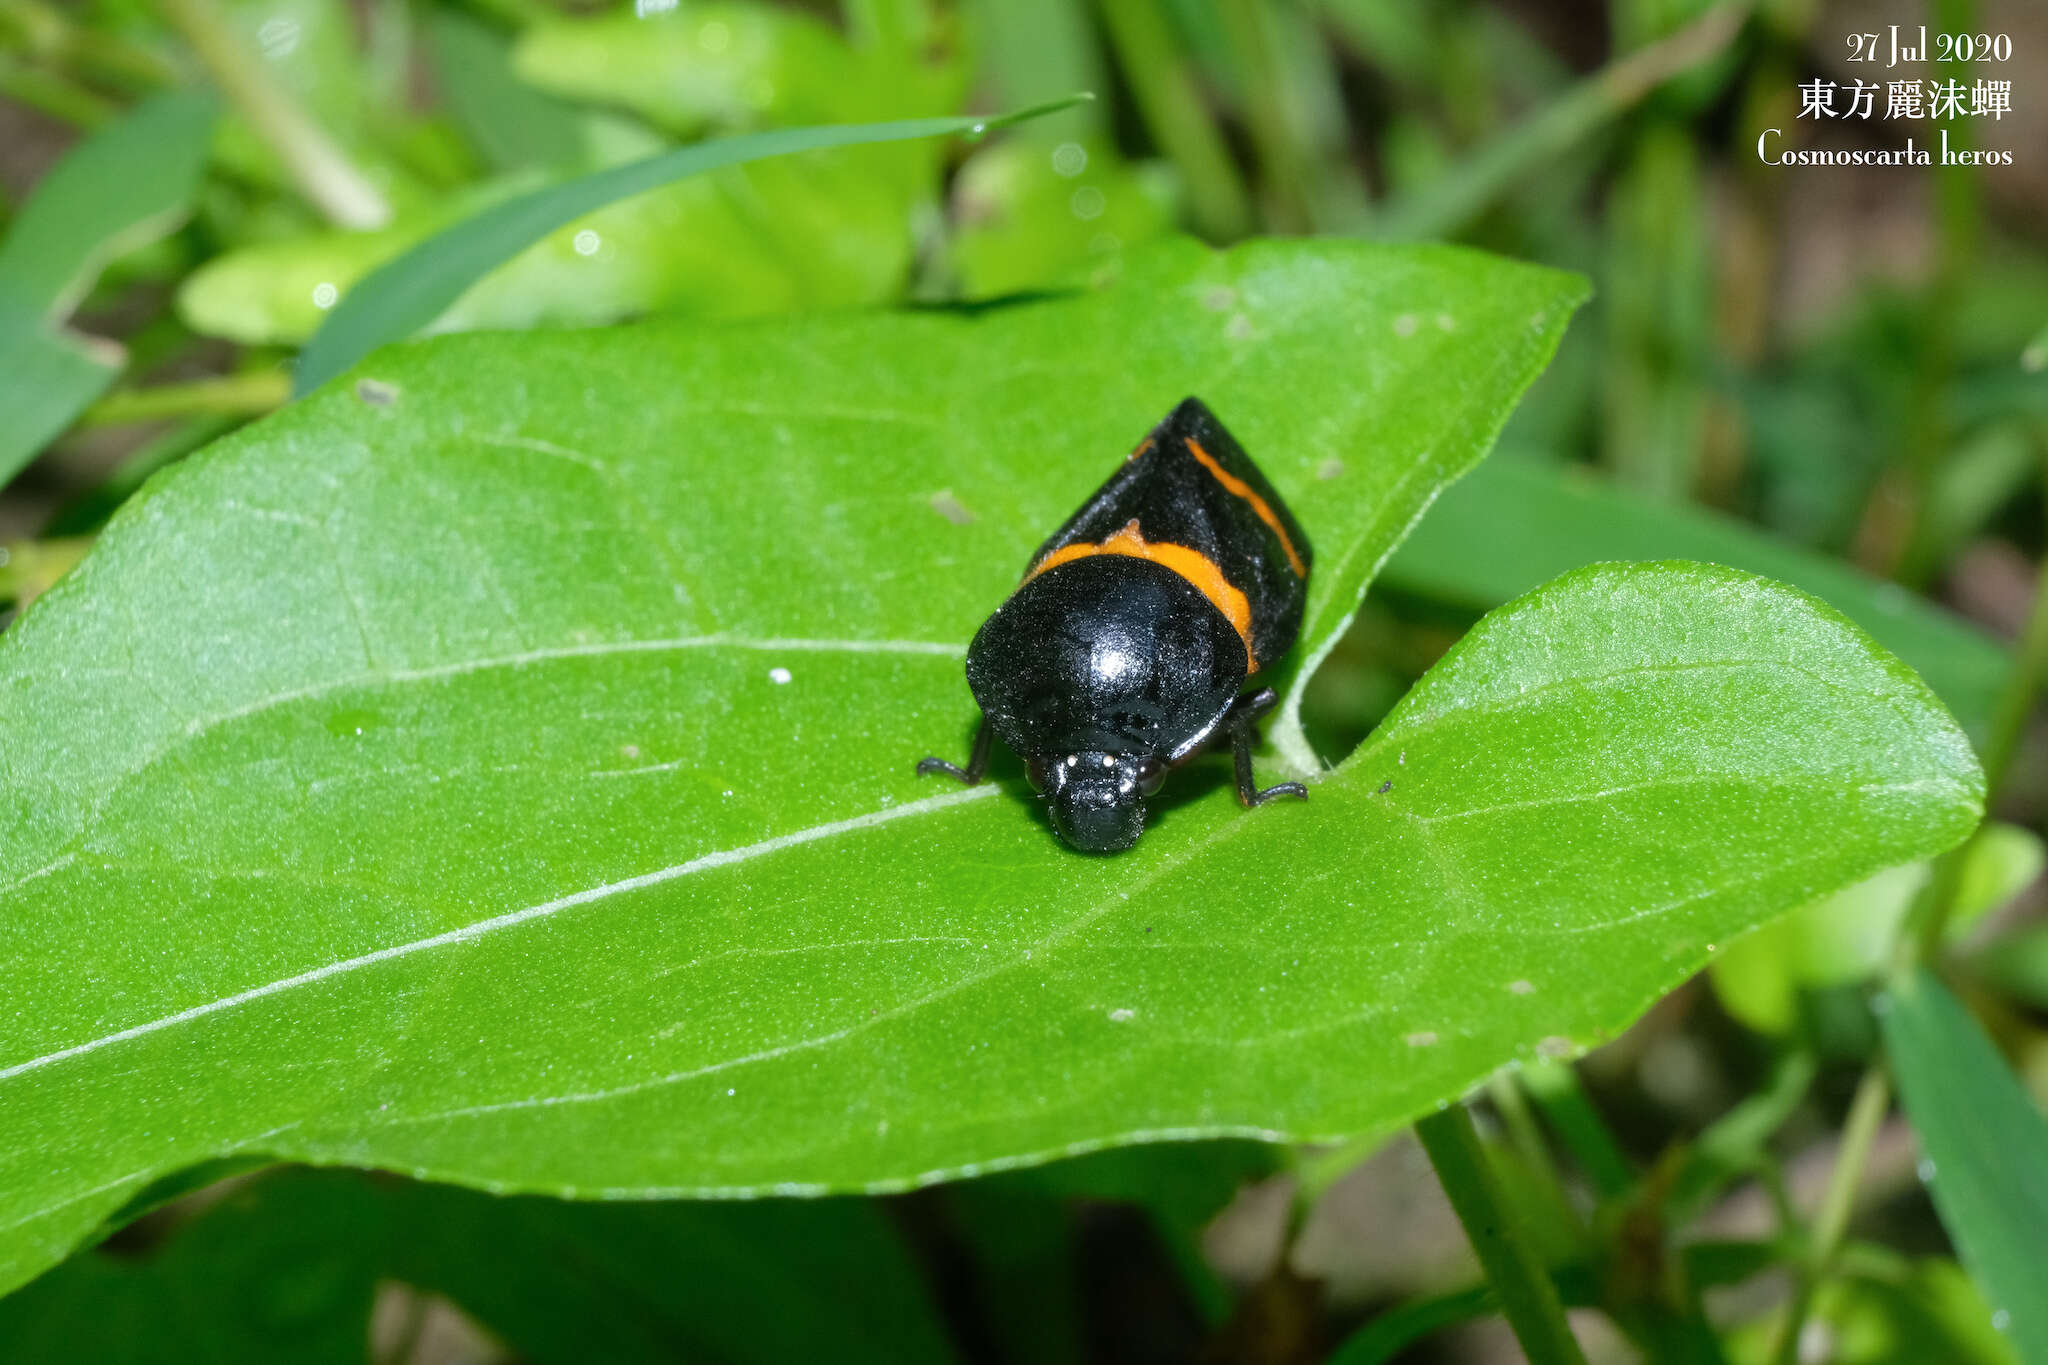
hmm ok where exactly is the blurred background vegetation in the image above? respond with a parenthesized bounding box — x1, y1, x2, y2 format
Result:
(1, 0, 2046, 1361)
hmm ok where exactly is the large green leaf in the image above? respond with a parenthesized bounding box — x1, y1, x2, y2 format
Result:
(0, 241, 1979, 1298)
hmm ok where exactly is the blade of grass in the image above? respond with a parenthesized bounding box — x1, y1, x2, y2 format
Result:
(293, 95, 1089, 395)
(1767, 1064, 1893, 1365)
(965, 0, 1105, 138)
(1520, 1059, 1633, 1202)
(0, 56, 115, 128)
(1373, 1, 1747, 241)
(1668, 1049, 1816, 1218)
(1379, 455, 2011, 745)
(1879, 969, 2048, 1364)
(1328, 1284, 1497, 1365)
(1415, 1105, 1590, 1365)
(1094, 0, 1252, 240)
(158, 0, 390, 228)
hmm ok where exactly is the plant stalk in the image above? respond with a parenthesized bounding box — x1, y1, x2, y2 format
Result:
(1768, 1065, 1890, 1365)
(1903, 468, 2048, 958)
(1095, 0, 1252, 240)
(81, 371, 291, 427)
(0, 56, 114, 127)
(156, 0, 391, 228)
(1415, 1103, 1590, 1365)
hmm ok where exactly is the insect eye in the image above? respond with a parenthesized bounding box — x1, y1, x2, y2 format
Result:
(1136, 756, 1167, 796)
(1025, 757, 1049, 793)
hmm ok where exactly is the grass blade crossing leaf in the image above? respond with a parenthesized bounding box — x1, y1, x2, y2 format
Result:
(0, 241, 1977, 1297)
(292, 96, 1088, 395)
(1881, 968, 2048, 1364)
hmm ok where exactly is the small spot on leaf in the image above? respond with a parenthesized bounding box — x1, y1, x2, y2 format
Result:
(355, 379, 398, 406)
(1404, 1031, 1438, 1047)
(1316, 458, 1346, 481)
(929, 490, 974, 525)
(326, 708, 383, 738)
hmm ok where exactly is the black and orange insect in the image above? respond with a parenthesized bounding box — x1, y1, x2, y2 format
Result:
(918, 397, 1314, 852)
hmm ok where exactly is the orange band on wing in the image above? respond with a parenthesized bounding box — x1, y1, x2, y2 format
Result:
(1026, 520, 1258, 671)
(1184, 437, 1307, 578)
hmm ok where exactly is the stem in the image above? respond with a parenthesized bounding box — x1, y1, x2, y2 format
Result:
(156, 0, 390, 228)
(1488, 1070, 1562, 1188)
(1890, 0, 1980, 586)
(1095, 0, 1252, 240)
(1669, 1049, 1816, 1219)
(1522, 1058, 1635, 1200)
(1216, 0, 1310, 231)
(0, 56, 115, 127)
(1374, 1, 1748, 241)
(1329, 1284, 1497, 1365)
(1415, 1104, 1590, 1365)
(1768, 1066, 1890, 1365)
(1904, 470, 2048, 957)
(0, 537, 93, 607)
(80, 371, 290, 427)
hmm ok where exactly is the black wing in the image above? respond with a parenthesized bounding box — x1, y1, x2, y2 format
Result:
(1027, 397, 1313, 669)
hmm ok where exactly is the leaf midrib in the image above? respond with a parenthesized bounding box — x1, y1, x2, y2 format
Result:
(0, 781, 999, 1084)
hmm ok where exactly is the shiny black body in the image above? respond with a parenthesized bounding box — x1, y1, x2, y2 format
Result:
(919, 398, 1314, 852)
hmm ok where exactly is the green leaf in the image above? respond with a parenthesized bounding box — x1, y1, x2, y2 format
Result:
(0, 241, 1982, 1299)
(291, 98, 1083, 395)
(1724, 1255, 2019, 1365)
(1380, 455, 2012, 745)
(0, 89, 216, 318)
(181, 155, 928, 346)
(513, 4, 881, 135)
(0, 320, 123, 486)
(947, 136, 1176, 299)
(1881, 969, 2048, 1364)
(0, 89, 215, 483)
(0, 1167, 956, 1365)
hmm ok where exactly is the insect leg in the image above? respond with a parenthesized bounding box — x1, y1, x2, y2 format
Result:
(1227, 688, 1308, 807)
(916, 719, 992, 785)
